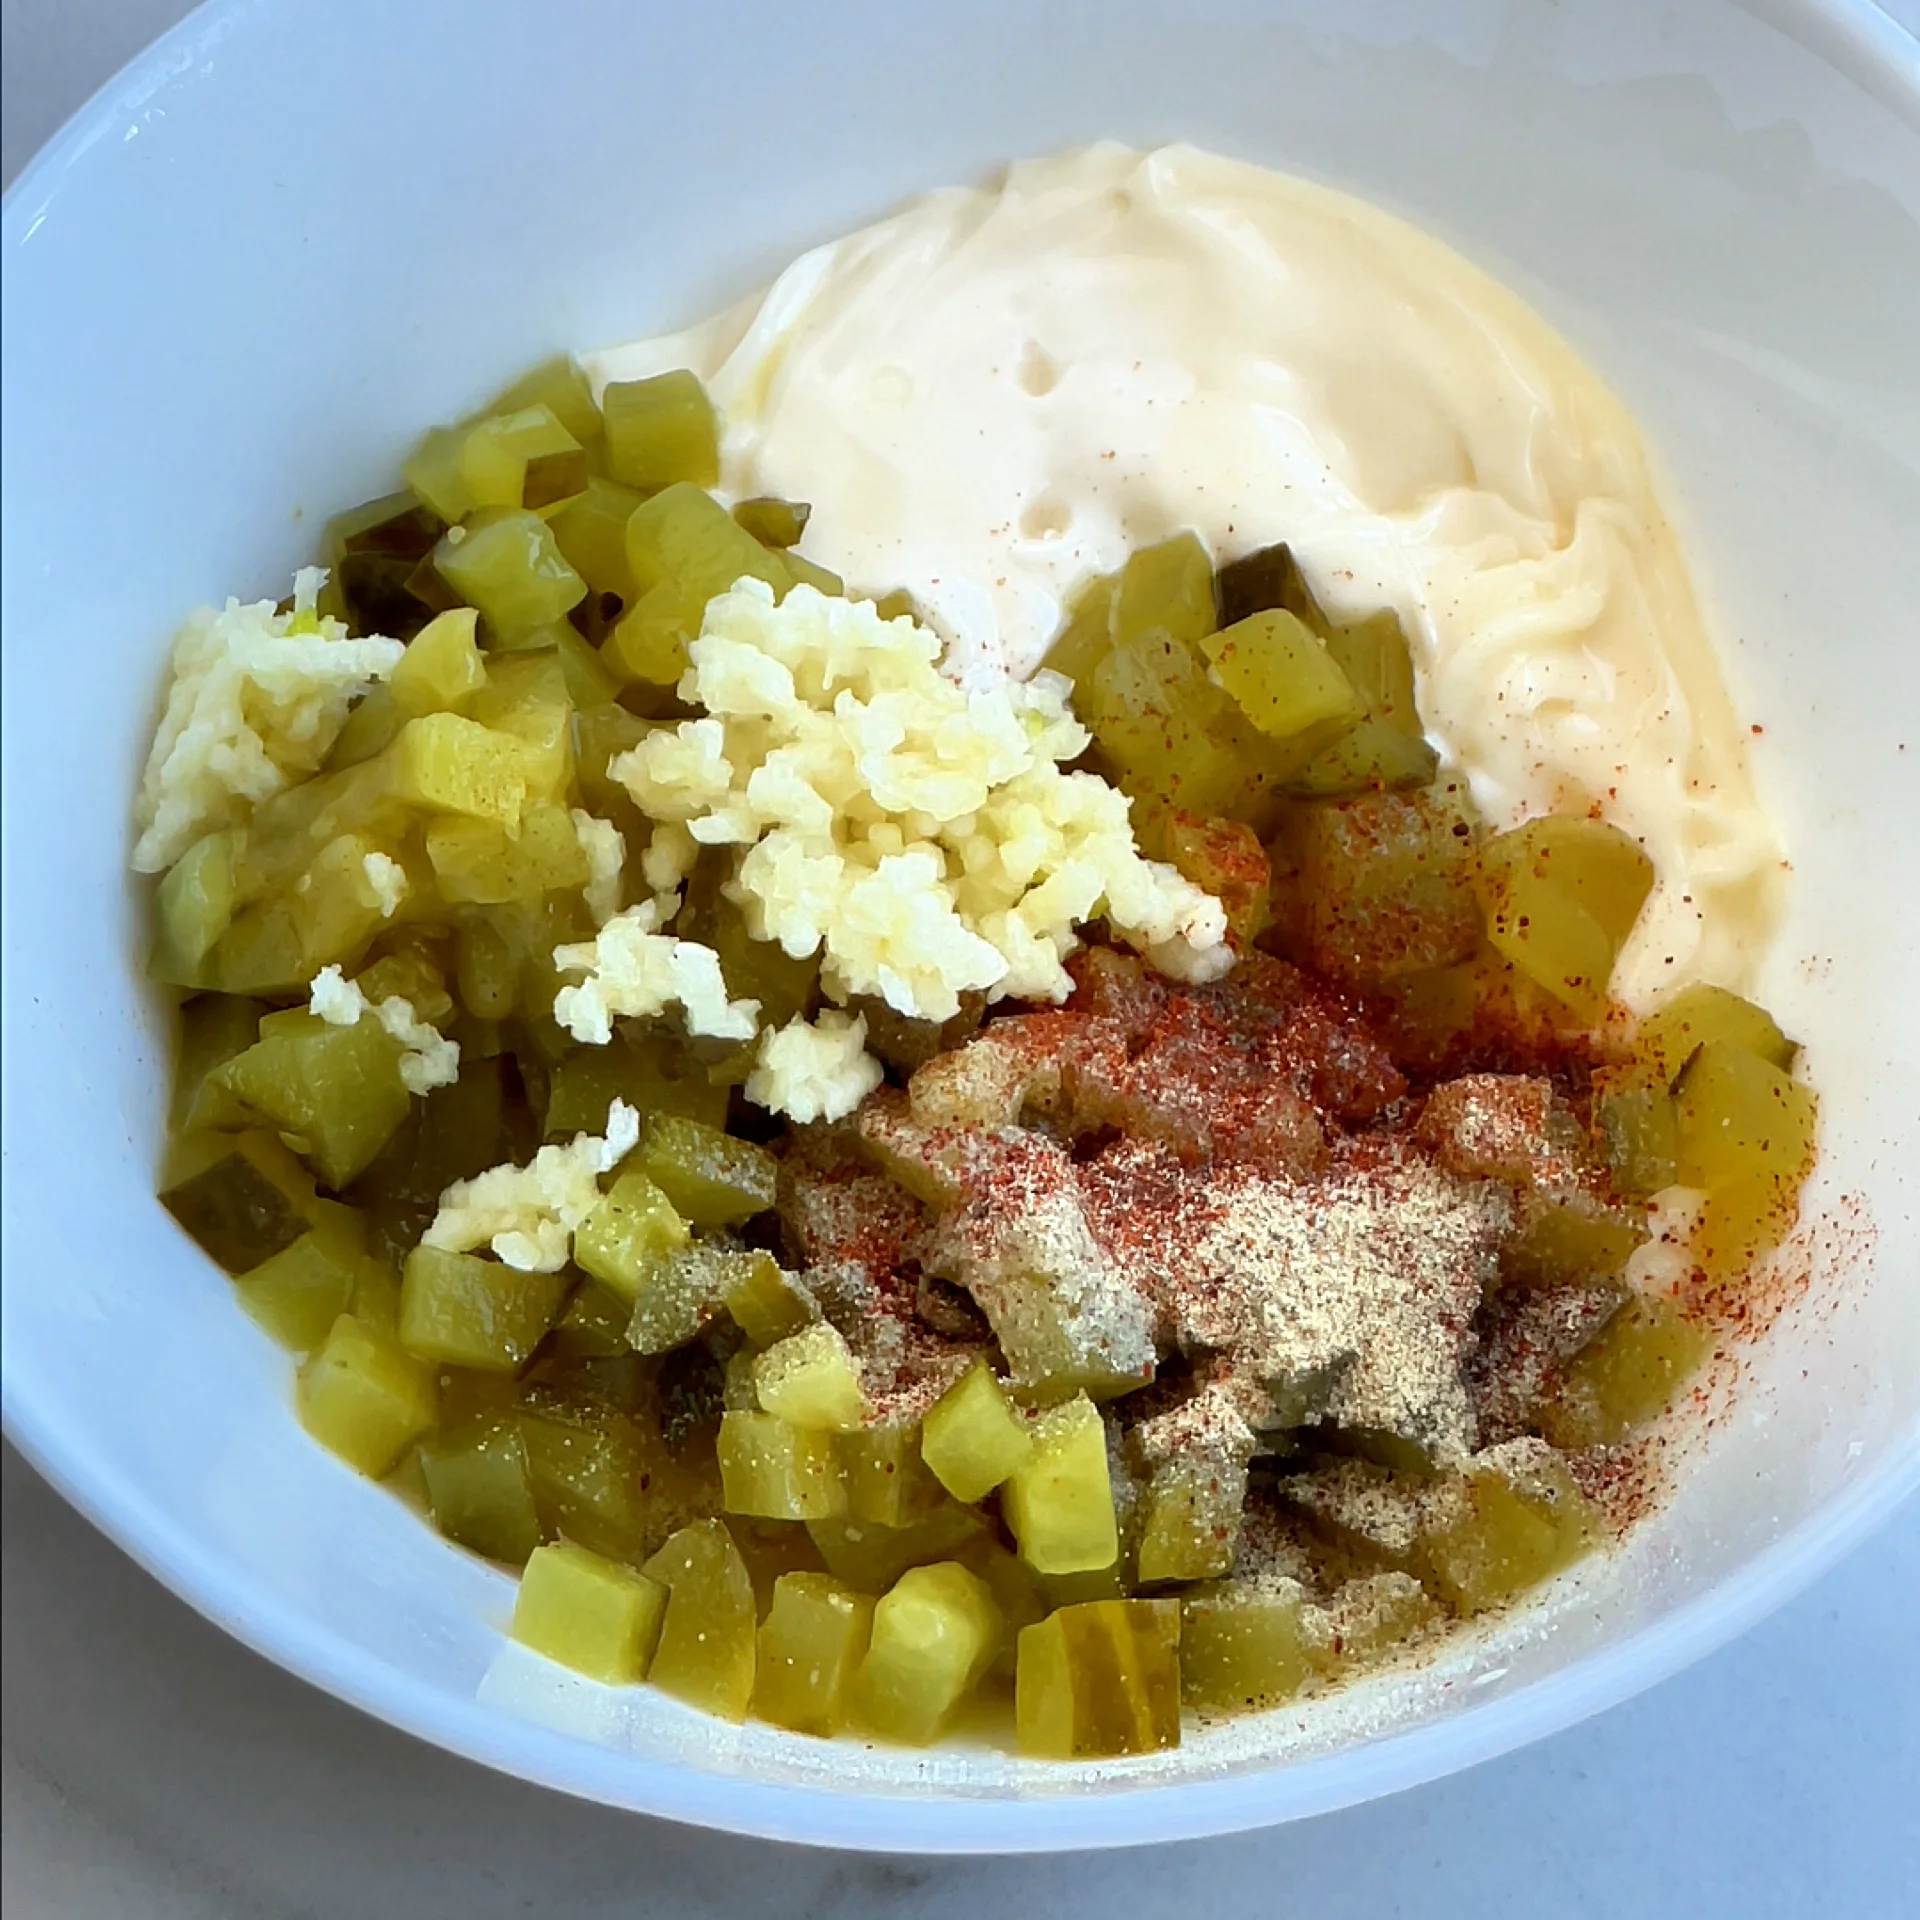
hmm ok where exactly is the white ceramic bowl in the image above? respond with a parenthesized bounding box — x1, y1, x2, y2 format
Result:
(4, 0, 1917, 1853)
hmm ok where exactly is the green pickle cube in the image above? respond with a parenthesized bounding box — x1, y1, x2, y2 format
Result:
(1419, 1449, 1599, 1615)
(517, 1400, 654, 1562)
(389, 607, 486, 716)
(169, 991, 265, 1133)
(484, 354, 602, 447)
(1179, 1582, 1312, 1713)
(753, 1322, 869, 1433)
(214, 1007, 413, 1190)
(433, 508, 587, 636)
(1672, 1040, 1818, 1194)
(721, 1250, 817, 1348)
(1214, 540, 1329, 631)
(1637, 982, 1797, 1084)
(753, 1572, 874, 1736)
(1015, 1597, 1182, 1759)
(624, 1249, 734, 1356)
(297, 1311, 437, 1478)
(398, 1244, 568, 1372)
(1133, 1460, 1241, 1584)
(804, 1502, 990, 1593)
(1198, 608, 1364, 746)
(718, 1410, 848, 1520)
(634, 1112, 779, 1227)
(161, 1129, 323, 1274)
(1542, 1295, 1711, 1449)
(550, 477, 645, 601)
(421, 1415, 543, 1563)
(573, 1167, 691, 1305)
(151, 829, 240, 986)
(642, 1518, 758, 1721)
(920, 1362, 1034, 1503)
(233, 1205, 368, 1352)
(1592, 1063, 1681, 1200)
(839, 1422, 945, 1527)
(388, 712, 529, 826)
(852, 1561, 1003, 1746)
(1002, 1394, 1119, 1575)
(731, 496, 812, 549)
(1476, 816, 1653, 1020)
(512, 1541, 667, 1684)
(602, 370, 720, 491)
(455, 404, 588, 517)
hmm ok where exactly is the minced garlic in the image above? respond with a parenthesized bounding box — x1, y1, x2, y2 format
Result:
(307, 964, 459, 1096)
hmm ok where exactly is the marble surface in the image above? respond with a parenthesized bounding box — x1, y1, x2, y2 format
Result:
(4, 3, 1917, 1914)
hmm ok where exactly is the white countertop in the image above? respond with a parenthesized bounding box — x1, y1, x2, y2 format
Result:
(4, 4, 1917, 1913)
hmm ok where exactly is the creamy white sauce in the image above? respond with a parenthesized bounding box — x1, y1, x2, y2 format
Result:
(588, 142, 1781, 1005)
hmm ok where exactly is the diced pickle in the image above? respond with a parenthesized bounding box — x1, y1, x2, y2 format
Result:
(388, 712, 529, 827)
(839, 1423, 945, 1527)
(161, 1129, 322, 1273)
(1002, 1395, 1119, 1575)
(1133, 1459, 1242, 1584)
(1477, 816, 1654, 1020)
(1199, 609, 1364, 747)
(402, 425, 475, 525)
(1419, 1447, 1599, 1614)
(602, 370, 720, 492)
(426, 804, 590, 906)
(455, 404, 588, 517)
(234, 1207, 367, 1352)
(752, 1323, 869, 1433)
(296, 1311, 437, 1477)
(1214, 540, 1329, 632)
(1592, 1063, 1680, 1200)
(550, 477, 644, 602)
(433, 508, 587, 636)
(1501, 1182, 1649, 1287)
(215, 1007, 413, 1190)
(572, 1168, 689, 1307)
(753, 1572, 874, 1736)
(720, 1251, 817, 1348)
(1672, 1041, 1818, 1193)
(1302, 1572, 1441, 1678)
(804, 1502, 990, 1593)
(398, 1244, 568, 1372)
(1286, 612, 1438, 798)
(1637, 983, 1798, 1084)
(610, 483, 791, 686)
(517, 1399, 654, 1561)
(1163, 814, 1271, 945)
(512, 1540, 667, 1683)
(465, 650, 574, 803)
(718, 1410, 848, 1520)
(852, 1561, 1003, 1746)
(728, 1518, 832, 1618)
(170, 991, 264, 1133)
(732, 496, 812, 549)
(544, 1031, 729, 1138)
(625, 1249, 736, 1356)
(1179, 1581, 1312, 1713)
(1541, 1295, 1711, 1449)
(642, 1518, 758, 1721)
(485, 355, 603, 448)
(421, 1414, 543, 1563)
(1015, 1597, 1182, 1760)
(634, 1112, 779, 1226)
(1279, 780, 1482, 987)
(920, 1362, 1034, 1503)
(389, 607, 486, 716)
(151, 829, 240, 986)
(549, 1281, 635, 1360)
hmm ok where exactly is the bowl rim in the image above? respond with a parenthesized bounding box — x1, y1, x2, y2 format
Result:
(4, 0, 1919, 1855)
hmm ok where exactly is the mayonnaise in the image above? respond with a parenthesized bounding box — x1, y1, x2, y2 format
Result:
(587, 142, 1781, 1006)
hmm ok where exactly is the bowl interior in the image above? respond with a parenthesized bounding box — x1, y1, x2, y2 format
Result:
(4, 0, 1917, 1851)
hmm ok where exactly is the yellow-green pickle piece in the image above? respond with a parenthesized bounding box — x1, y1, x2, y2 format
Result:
(512, 1541, 668, 1684)
(1002, 1394, 1119, 1575)
(297, 1312, 437, 1477)
(433, 508, 587, 636)
(1637, 982, 1798, 1083)
(642, 1519, 758, 1721)
(920, 1361, 1034, 1503)
(805, 1502, 990, 1594)
(753, 1322, 869, 1433)
(634, 1113, 779, 1227)
(852, 1562, 1003, 1746)
(1199, 609, 1364, 748)
(753, 1573, 875, 1736)
(161, 1130, 323, 1274)
(602, 370, 720, 492)
(1541, 1295, 1711, 1449)
(151, 830, 240, 986)
(1179, 1582, 1313, 1713)
(718, 1410, 848, 1521)
(389, 607, 486, 716)
(233, 1206, 368, 1352)
(573, 1167, 691, 1304)
(1672, 1040, 1818, 1193)
(840, 1422, 945, 1527)
(1419, 1447, 1599, 1614)
(1016, 1598, 1183, 1759)
(420, 1415, 542, 1563)
(398, 1245, 568, 1372)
